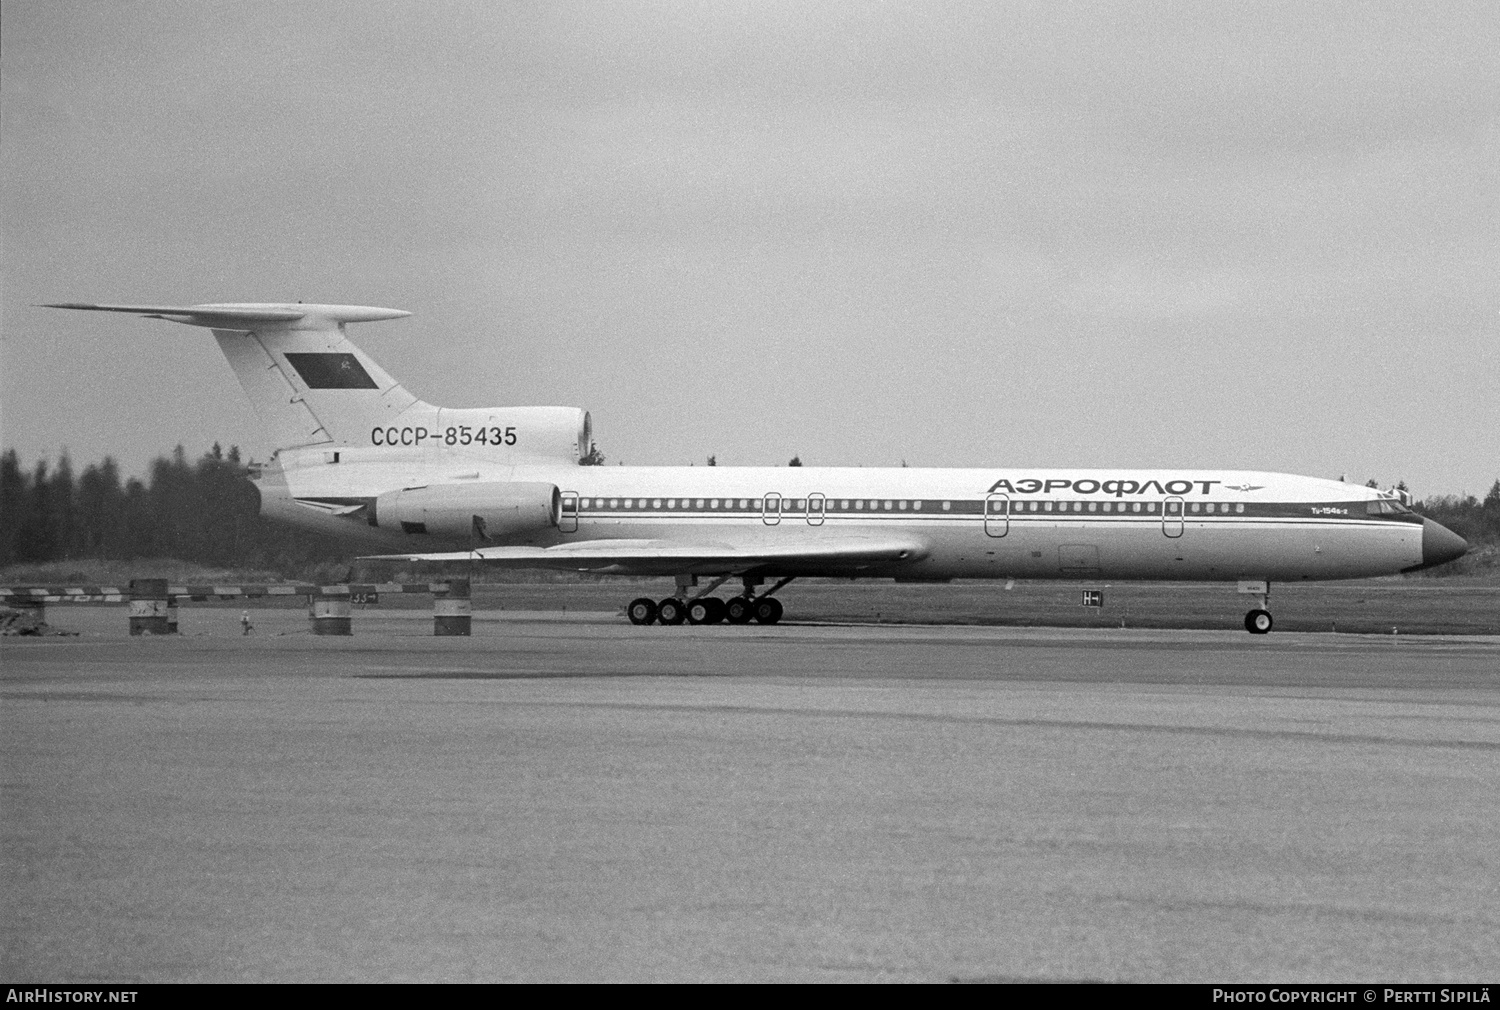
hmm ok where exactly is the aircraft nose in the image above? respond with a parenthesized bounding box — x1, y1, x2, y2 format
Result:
(1421, 518, 1469, 569)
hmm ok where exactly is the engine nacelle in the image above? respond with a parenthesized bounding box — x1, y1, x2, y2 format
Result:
(374, 481, 561, 540)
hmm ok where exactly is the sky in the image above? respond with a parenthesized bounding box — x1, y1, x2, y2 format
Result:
(3, 1, 1497, 497)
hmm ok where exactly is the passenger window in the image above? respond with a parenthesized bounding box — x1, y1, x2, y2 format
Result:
(1044, 501, 1053, 512)
(752, 499, 762, 509)
(710, 499, 720, 508)
(739, 499, 748, 509)
(840, 500, 850, 509)
(1073, 502, 1082, 512)
(1087, 502, 1097, 512)
(941, 501, 951, 511)
(652, 499, 662, 509)
(913, 500, 923, 510)
(1189, 503, 1199, 513)
(1132, 502, 1141, 513)
(1102, 502, 1112, 512)
(695, 499, 704, 509)
(899, 500, 908, 510)
(884, 500, 894, 510)
(1236, 503, 1244, 514)
(855, 500, 864, 510)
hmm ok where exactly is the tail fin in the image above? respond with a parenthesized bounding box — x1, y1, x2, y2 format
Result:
(48, 303, 424, 449)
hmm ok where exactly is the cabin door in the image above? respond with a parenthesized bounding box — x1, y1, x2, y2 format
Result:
(1162, 496, 1184, 538)
(763, 493, 782, 526)
(807, 493, 826, 526)
(984, 492, 1010, 537)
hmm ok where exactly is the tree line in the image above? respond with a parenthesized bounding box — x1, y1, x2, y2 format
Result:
(0, 445, 344, 575)
(2, 446, 1497, 576)
(1412, 483, 1500, 549)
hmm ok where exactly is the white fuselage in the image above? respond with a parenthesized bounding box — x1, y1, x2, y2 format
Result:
(259, 446, 1424, 582)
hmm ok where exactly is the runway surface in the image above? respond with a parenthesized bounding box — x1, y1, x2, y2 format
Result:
(3, 611, 1498, 982)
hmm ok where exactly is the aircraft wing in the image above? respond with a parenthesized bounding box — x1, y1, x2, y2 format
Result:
(360, 536, 929, 576)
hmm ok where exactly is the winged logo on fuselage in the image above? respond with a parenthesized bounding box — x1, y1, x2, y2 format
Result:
(1222, 484, 1265, 492)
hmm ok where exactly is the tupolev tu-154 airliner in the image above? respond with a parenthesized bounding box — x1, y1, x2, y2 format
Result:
(50, 302, 1469, 633)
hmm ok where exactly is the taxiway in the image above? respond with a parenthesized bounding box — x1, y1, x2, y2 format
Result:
(3, 614, 1497, 981)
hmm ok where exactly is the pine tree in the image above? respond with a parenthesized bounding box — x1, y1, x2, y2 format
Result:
(76, 458, 124, 558)
(0, 450, 26, 565)
(17, 460, 57, 562)
(50, 454, 78, 559)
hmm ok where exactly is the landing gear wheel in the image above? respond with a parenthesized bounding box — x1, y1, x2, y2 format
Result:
(725, 597, 755, 624)
(687, 597, 726, 625)
(627, 597, 658, 625)
(753, 597, 783, 625)
(657, 598, 687, 625)
(1245, 609, 1273, 635)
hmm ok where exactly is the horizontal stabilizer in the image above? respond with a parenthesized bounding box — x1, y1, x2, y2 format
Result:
(361, 536, 929, 576)
(45, 303, 410, 330)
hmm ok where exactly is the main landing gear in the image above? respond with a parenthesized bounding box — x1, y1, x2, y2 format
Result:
(626, 576, 791, 627)
(1242, 581, 1273, 635)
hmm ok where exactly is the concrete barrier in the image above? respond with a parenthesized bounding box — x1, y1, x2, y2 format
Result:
(128, 579, 172, 635)
(433, 579, 472, 636)
(310, 597, 353, 636)
(3, 581, 481, 638)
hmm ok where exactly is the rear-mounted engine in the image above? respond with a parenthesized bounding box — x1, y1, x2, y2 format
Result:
(372, 482, 561, 540)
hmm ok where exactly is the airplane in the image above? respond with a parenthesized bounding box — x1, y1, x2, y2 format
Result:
(48, 302, 1470, 633)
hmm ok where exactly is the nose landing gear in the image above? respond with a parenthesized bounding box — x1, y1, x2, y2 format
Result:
(1240, 580, 1273, 634)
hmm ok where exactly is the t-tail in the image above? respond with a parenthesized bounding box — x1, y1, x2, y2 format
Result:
(45, 303, 591, 461)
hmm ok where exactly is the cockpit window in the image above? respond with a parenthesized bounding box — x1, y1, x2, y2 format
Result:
(1366, 499, 1411, 515)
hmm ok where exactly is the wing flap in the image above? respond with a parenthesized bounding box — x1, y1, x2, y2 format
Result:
(360, 536, 929, 576)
